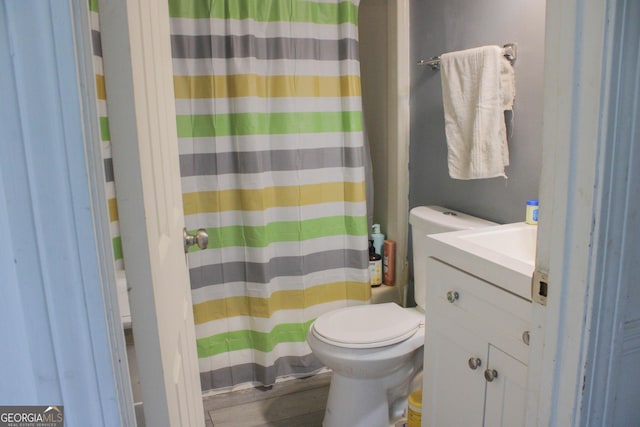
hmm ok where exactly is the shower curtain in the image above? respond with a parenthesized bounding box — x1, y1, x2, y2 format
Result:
(169, 0, 370, 391)
(88, 0, 124, 271)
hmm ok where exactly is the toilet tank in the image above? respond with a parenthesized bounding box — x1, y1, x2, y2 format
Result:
(409, 206, 496, 310)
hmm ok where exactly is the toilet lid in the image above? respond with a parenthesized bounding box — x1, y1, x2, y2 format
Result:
(312, 303, 422, 349)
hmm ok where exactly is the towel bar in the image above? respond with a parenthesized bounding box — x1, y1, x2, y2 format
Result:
(417, 43, 517, 70)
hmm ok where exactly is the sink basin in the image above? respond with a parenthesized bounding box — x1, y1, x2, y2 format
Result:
(458, 223, 537, 266)
(425, 222, 537, 300)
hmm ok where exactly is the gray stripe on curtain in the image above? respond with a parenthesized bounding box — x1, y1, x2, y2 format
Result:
(199, 354, 324, 390)
(189, 249, 368, 289)
(104, 158, 114, 182)
(171, 34, 359, 60)
(91, 30, 102, 57)
(179, 147, 364, 177)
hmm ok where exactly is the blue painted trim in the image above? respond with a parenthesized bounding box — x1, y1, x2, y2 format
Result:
(0, 145, 39, 402)
(0, 1, 121, 425)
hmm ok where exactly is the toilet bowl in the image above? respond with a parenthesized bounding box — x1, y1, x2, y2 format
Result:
(307, 303, 424, 427)
(307, 206, 496, 427)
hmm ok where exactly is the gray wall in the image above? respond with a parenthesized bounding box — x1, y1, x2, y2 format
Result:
(409, 0, 546, 224)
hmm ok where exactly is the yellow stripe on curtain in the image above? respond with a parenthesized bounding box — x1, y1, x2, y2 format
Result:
(108, 198, 119, 222)
(173, 74, 361, 99)
(193, 281, 370, 324)
(183, 181, 366, 215)
(95, 74, 106, 100)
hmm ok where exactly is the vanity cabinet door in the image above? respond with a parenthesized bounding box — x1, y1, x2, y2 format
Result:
(423, 257, 531, 426)
(483, 345, 528, 427)
(423, 308, 487, 427)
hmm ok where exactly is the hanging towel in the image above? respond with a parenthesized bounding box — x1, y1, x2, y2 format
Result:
(440, 45, 515, 179)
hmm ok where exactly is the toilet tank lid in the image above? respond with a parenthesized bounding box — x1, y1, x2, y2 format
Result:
(409, 206, 496, 229)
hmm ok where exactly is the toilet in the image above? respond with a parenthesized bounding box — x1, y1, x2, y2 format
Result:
(307, 206, 496, 427)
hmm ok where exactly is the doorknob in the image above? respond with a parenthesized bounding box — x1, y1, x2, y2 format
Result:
(183, 228, 208, 253)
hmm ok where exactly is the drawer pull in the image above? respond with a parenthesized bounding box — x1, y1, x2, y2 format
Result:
(468, 357, 482, 370)
(446, 290, 459, 303)
(484, 368, 498, 382)
(522, 331, 530, 345)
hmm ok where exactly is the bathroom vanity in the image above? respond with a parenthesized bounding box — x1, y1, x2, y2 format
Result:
(421, 223, 536, 426)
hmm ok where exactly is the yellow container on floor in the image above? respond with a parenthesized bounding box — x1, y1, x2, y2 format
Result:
(407, 390, 422, 427)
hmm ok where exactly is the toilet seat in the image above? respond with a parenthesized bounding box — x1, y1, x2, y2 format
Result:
(312, 303, 423, 349)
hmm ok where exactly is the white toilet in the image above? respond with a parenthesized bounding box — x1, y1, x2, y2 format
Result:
(307, 206, 495, 427)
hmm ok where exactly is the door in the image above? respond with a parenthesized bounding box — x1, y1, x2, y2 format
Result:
(483, 345, 527, 427)
(97, 1, 205, 426)
(424, 305, 487, 427)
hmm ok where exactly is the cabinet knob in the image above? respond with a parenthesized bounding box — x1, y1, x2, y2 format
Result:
(522, 330, 530, 346)
(468, 357, 482, 370)
(484, 368, 498, 382)
(446, 290, 459, 303)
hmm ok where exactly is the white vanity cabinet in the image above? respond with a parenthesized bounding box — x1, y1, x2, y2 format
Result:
(423, 257, 531, 427)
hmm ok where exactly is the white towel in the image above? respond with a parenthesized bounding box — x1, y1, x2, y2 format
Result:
(440, 45, 515, 179)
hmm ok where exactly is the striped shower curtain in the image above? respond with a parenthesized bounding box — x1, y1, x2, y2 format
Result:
(89, 0, 124, 270)
(169, 0, 370, 391)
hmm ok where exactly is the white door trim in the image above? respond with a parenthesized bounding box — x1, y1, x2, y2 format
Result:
(98, 0, 205, 424)
(576, 1, 640, 424)
(527, 0, 617, 425)
(386, 0, 411, 295)
(69, 0, 136, 424)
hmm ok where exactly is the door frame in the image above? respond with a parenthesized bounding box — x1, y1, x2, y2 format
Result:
(69, 0, 136, 424)
(386, 0, 411, 295)
(75, 0, 627, 425)
(97, 0, 206, 423)
(527, 0, 624, 425)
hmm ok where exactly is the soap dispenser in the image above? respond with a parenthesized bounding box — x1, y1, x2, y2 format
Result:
(371, 224, 385, 256)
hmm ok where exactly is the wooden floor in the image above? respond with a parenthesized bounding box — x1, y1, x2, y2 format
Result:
(126, 329, 330, 426)
(202, 373, 332, 427)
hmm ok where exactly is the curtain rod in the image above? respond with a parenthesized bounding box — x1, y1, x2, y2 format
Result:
(417, 43, 517, 70)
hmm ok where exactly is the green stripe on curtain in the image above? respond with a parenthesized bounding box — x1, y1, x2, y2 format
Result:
(197, 319, 315, 358)
(99, 117, 110, 141)
(168, 0, 358, 25)
(176, 111, 363, 138)
(186, 216, 367, 251)
(89, 0, 98, 13)
(112, 236, 123, 261)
